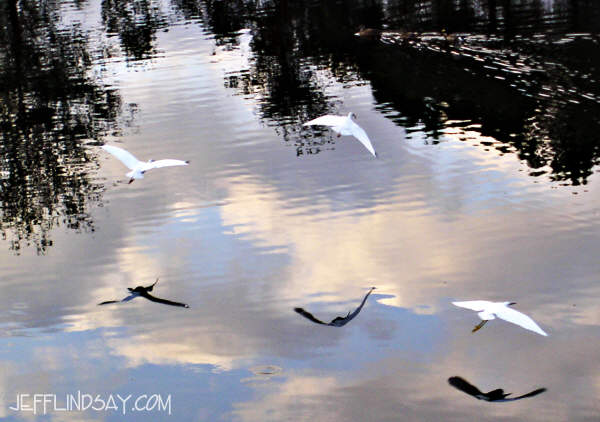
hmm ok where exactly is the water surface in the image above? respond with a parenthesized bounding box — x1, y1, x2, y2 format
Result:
(0, 0, 599, 420)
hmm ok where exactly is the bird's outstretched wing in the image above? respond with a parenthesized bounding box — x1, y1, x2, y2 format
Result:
(482, 387, 547, 402)
(102, 145, 141, 170)
(349, 122, 376, 157)
(303, 115, 346, 127)
(98, 300, 120, 305)
(448, 377, 484, 398)
(329, 287, 376, 326)
(494, 306, 548, 336)
(452, 301, 491, 312)
(143, 159, 189, 171)
(294, 307, 327, 325)
(98, 293, 138, 305)
(120, 293, 138, 302)
(140, 292, 189, 308)
(508, 388, 546, 401)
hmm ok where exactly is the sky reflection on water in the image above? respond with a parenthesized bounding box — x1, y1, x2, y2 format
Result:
(0, 0, 599, 421)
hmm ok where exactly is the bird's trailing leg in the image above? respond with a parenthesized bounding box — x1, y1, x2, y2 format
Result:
(472, 320, 487, 333)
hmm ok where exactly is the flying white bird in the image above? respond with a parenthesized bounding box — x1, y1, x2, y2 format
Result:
(452, 300, 548, 336)
(303, 112, 377, 157)
(101, 144, 189, 183)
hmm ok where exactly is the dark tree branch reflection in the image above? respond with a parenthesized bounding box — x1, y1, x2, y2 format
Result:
(0, 0, 120, 254)
(101, 0, 167, 61)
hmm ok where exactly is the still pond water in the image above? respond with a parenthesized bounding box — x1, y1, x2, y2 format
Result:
(1, 0, 600, 420)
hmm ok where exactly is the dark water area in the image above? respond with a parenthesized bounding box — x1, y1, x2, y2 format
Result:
(1, 0, 600, 250)
(0, 0, 600, 421)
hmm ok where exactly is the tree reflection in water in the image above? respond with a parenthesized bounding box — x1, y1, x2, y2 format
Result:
(0, 0, 120, 254)
(189, 0, 599, 184)
(101, 0, 167, 61)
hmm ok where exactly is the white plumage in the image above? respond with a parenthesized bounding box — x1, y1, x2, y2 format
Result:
(303, 112, 377, 157)
(452, 300, 548, 336)
(102, 145, 189, 183)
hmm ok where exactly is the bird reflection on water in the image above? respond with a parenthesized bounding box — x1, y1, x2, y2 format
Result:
(448, 376, 546, 402)
(294, 287, 375, 327)
(98, 278, 189, 308)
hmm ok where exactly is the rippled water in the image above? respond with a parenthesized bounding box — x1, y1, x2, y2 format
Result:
(1, 0, 599, 420)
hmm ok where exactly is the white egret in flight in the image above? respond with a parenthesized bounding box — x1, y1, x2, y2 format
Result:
(102, 145, 189, 183)
(303, 112, 377, 157)
(452, 300, 548, 336)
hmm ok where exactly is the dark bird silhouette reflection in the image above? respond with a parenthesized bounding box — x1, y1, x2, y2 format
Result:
(448, 376, 546, 402)
(98, 279, 189, 308)
(294, 287, 375, 327)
